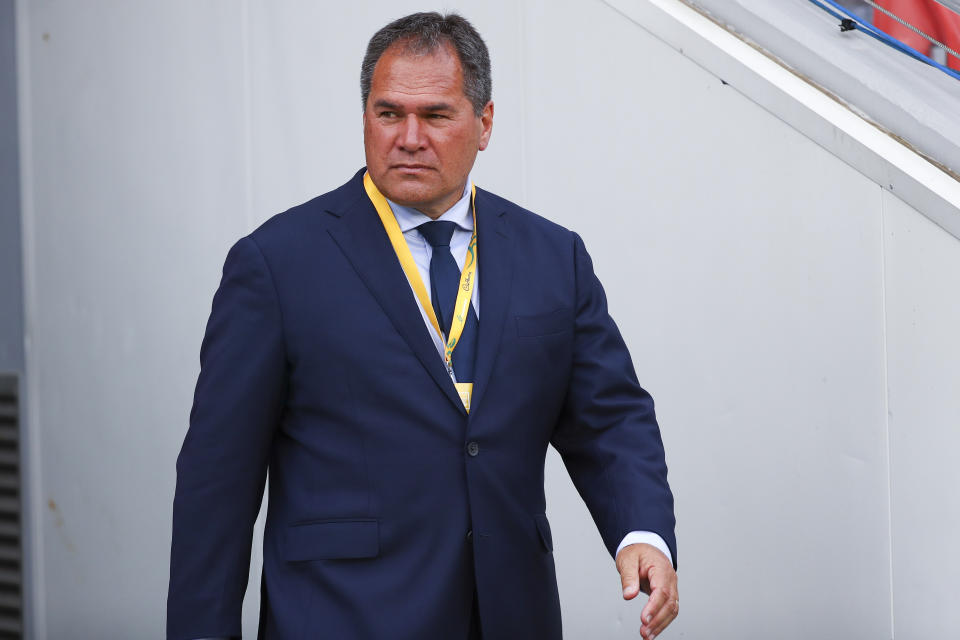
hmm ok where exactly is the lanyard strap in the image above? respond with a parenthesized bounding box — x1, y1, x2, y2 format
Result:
(363, 172, 478, 378)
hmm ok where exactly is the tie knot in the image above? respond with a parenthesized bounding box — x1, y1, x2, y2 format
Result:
(417, 221, 458, 248)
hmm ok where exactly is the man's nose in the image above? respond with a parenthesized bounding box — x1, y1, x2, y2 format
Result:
(398, 114, 426, 151)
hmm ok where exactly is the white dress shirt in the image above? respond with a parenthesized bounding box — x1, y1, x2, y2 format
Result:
(387, 183, 478, 384)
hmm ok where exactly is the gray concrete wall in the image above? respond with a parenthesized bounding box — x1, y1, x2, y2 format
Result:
(13, 0, 960, 638)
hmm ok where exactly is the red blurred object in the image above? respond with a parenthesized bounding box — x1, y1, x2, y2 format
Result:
(873, 0, 960, 70)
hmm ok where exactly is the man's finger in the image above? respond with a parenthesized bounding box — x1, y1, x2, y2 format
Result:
(639, 575, 668, 626)
(617, 548, 641, 600)
(642, 588, 678, 638)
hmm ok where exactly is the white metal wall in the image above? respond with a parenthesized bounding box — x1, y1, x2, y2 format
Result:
(15, 0, 960, 638)
(883, 191, 960, 640)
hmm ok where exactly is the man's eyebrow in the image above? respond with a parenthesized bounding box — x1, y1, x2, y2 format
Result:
(371, 100, 455, 113)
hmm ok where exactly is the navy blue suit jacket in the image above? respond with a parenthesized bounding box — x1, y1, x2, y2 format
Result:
(168, 169, 675, 639)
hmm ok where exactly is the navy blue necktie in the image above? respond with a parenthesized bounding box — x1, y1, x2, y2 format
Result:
(417, 221, 478, 382)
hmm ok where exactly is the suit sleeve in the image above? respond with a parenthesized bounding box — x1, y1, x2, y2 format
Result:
(550, 233, 677, 567)
(168, 236, 286, 640)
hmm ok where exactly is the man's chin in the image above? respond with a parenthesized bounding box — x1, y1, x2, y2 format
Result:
(380, 181, 437, 208)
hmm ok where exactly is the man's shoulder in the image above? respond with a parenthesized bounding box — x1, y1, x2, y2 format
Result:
(248, 169, 367, 245)
(475, 186, 575, 243)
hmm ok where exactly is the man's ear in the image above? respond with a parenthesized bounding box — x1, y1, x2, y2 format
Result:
(478, 100, 494, 151)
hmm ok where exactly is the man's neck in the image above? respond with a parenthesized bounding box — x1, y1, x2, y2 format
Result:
(388, 181, 474, 233)
(409, 181, 471, 219)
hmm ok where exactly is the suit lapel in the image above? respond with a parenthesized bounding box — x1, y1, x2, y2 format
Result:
(469, 189, 514, 416)
(327, 182, 467, 415)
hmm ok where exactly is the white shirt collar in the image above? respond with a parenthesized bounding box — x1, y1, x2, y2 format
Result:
(387, 178, 474, 234)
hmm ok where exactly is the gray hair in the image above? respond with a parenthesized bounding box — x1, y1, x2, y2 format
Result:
(360, 12, 492, 116)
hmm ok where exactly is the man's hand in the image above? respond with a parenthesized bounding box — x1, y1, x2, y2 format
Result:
(616, 542, 679, 639)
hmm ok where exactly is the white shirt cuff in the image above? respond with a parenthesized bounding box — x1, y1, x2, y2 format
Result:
(615, 531, 673, 566)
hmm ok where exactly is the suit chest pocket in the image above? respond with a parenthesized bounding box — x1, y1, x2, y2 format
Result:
(515, 308, 573, 338)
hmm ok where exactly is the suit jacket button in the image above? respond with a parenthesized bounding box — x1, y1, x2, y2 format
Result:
(466, 529, 473, 542)
(466, 442, 479, 457)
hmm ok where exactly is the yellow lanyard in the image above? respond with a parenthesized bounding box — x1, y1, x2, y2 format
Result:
(363, 172, 478, 411)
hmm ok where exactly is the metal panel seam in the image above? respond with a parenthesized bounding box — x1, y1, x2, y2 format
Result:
(879, 187, 896, 640)
(13, 0, 46, 636)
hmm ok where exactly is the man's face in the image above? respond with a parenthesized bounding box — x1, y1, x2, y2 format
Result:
(363, 43, 493, 218)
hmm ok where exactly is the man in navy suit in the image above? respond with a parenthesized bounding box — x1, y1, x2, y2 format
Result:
(168, 12, 678, 640)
